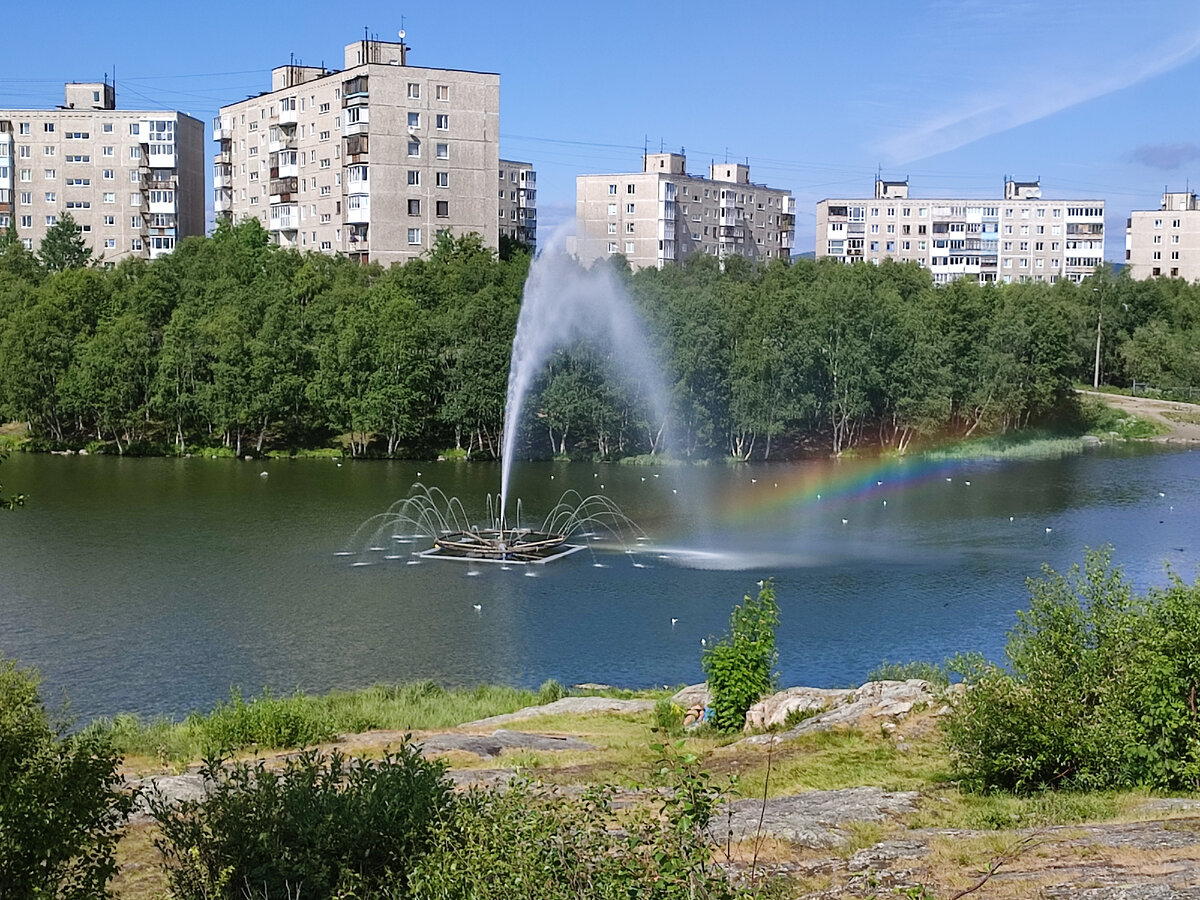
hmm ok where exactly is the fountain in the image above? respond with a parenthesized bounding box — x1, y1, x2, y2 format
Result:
(345, 238, 669, 566)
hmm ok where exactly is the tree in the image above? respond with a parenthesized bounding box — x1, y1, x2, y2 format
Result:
(0, 655, 133, 898)
(702, 581, 780, 732)
(37, 213, 92, 273)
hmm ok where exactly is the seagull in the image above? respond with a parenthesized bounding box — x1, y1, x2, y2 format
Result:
(473, 604, 482, 611)
(336, 463, 342, 467)
(945, 477, 952, 482)
(841, 518, 849, 525)
(876, 481, 883, 486)
(964, 481, 971, 486)
(700, 638, 706, 647)
(594, 473, 599, 478)
(641, 477, 646, 481)
(1045, 527, 1052, 533)
(757, 579, 765, 587)
(751, 478, 758, 483)
(882, 500, 887, 507)
(670, 617, 678, 626)
(1009, 516, 1014, 522)
(672, 489, 678, 494)
(1159, 492, 1166, 497)
(653, 474, 660, 478)
(816, 493, 821, 500)
(416, 471, 421, 476)
(259, 471, 268, 477)
(599, 484, 604, 489)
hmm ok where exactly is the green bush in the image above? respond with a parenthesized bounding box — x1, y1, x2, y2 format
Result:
(537, 678, 568, 705)
(0, 655, 133, 899)
(149, 743, 451, 900)
(191, 686, 338, 755)
(945, 548, 1200, 793)
(409, 739, 752, 899)
(702, 581, 780, 733)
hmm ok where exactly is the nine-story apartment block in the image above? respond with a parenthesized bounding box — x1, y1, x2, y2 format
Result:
(575, 153, 795, 271)
(1125, 190, 1200, 282)
(816, 178, 1105, 285)
(215, 37, 503, 266)
(0, 82, 204, 262)
(498, 158, 536, 251)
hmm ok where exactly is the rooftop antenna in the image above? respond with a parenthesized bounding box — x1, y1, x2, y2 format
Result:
(398, 17, 409, 65)
(724, 147, 729, 163)
(659, 137, 664, 153)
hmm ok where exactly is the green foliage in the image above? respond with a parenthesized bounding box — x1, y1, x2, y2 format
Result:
(702, 581, 781, 732)
(537, 677, 568, 705)
(149, 744, 450, 900)
(868, 659, 952, 687)
(1076, 398, 1167, 439)
(945, 548, 1200, 793)
(409, 738, 752, 900)
(0, 655, 133, 899)
(37, 212, 92, 273)
(654, 698, 686, 735)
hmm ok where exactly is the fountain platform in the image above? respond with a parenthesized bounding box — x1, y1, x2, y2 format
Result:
(420, 528, 585, 565)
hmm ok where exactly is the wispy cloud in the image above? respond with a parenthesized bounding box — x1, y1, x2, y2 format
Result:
(880, 28, 1200, 165)
(1126, 142, 1200, 171)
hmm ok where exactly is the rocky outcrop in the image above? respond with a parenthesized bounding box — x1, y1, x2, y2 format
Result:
(419, 729, 595, 758)
(459, 696, 655, 729)
(722, 787, 921, 848)
(741, 679, 945, 744)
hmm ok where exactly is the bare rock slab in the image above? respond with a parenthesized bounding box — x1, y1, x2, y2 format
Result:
(460, 696, 654, 728)
(723, 787, 920, 848)
(420, 729, 595, 758)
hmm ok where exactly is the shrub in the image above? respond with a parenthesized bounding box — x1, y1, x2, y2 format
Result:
(0, 655, 133, 899)
(702, 581, 780, 733)
(867, 659, 951, 686)
(149, 743, 451, 900)
(945, 548, 1200, 793)
(537, 678, 568, 705)
(654, 698, 685, 735)
(191, 686, 337, 755)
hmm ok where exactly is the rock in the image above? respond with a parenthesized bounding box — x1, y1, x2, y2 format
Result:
(671, 683, 709, 708)
(127, 772, 211, 823)
(420, 729, 595, 759)
(1083, 434, 1103, 445)
(572, 683, 616, 692)
(846, 838, 928, 872)
(78, 448, 89, 456)
(722, 787, 920, 848)
(744, 686, 850, 731)
(741, 680, 938, 745)
(459, 696, 655, 728)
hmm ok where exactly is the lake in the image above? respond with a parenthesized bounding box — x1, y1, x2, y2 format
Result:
(1, 445, 1197, 722)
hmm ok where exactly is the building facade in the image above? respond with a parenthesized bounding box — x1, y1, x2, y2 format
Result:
(816, 179, 1105, 284)
(215, 39, 501, 266)
(498, 158, 536, 250)
(1125, 191, 1200, 281)
(0, 82, 203, 262)
(575, 153, 794, 270)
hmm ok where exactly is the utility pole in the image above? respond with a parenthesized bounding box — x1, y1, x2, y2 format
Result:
(1093, 287, 1102, 389)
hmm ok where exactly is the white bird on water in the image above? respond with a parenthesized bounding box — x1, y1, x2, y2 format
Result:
(842, 518, 849, 525)
(700, 638, 706, 647)
(259, 471, 268, 477)
(473, 604, 482, 612)
(751, 478, 758, 484)
(671, 617, 678, 626)
(1045, 527, 1053, 534)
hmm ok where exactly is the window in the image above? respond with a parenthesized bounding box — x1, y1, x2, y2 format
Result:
(128, 123, 139, 135)
(407, 141, 420, 157)
(607, 242, 617, 253)
(18, 123, 29, 135)
(407, 83, 420, 99)
(625, 242, 635, 254)
(104, 239, 116, 249)
(608, 222, 616, 234)
(608, 203, 617, 215)
(130, 147, 141, 160)
(435, 171, 448, 188)
(19, 192, 30, 205)
(436, 200, 448, 217)
(43, 169, 55, 180)
(436, 114, 448, 130)
(43, 123, 54, 133)
(436, 84, 449, 101)
(627, 184, 636, 194)
(319, 158, 331, 169)
(626, 222, 635, 233)
(130, 170, 140, 183)
(129, 193, 140, 206)
(319, 130, 330, 142)
(103, 215, 114, 225)
(19, 169, 30, 182)
(408, 112, 420, 129)
(1154, 218, 1163, 228)
(435, 143, 448, 159)
(20, 215, 32, 228)
(66, 155, 89, 164)
(44, 146, 56, 157)
(407, 227, 421, 244)
(608, 184, 617, 194)
(45, 215, 57, 226)
(407, 170, 420, 185)
(44, 192, 56, 203)
(319, 102, 330, 113)
(408, 198, 420, 215)
(625, 203, 635, 214)
(18, 146, 29, 159)
(131, 238, 142, 251)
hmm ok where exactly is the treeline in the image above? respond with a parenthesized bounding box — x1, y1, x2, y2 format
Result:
(0, 219, 1198, 459)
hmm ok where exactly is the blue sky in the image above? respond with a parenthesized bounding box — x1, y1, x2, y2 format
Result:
(6, 0, 1200, 259)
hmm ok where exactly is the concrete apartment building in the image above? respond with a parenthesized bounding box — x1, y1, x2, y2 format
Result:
(0, 82, 203, 262)
(214, 38, 501, 266)
(498, 158, 536, 250)
(816, 178, 1106, 285)
(1125, 190, 1200, 281)
(575, 153, 795, 270)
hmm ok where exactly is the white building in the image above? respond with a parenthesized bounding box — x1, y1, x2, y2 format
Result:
(1125, 190, 1200, 281)
(816, 178, 1105, 284)
(498, 158, 536, 250)
(575, 153, 794, 270)
(0, 82, 204, 261)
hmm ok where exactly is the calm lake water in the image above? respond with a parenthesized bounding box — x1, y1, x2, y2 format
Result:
(1, 446, 1197, 722)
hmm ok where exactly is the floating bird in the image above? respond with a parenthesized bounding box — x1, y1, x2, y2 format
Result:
(671, 617, 678, 626)
(701, 638, 706, 647)
(1045, 527, 1053, 533)
(841, 518, 849, 525)
(599, 484, 604, 489)
(473, 604, 482, 611)
(816, 493, 821, 500)
(1159, 492, 1166, 497)
(774, 483, 778, 488)
(964, 481, 971, 486)
(336, 463, 342, 467)
(594, 473, 599, 478)
(945, 477, 952, 482)
(751, 478, 758, 483)
(882, 500, 887, 507)
(641, 477, 646, 481)
(1009, 516, 1014, 522)
(259, 471, 268, 477)
(672, 489, 678, 494)
(416, 471, 422, 476)
(877, 481, 883, 486)
(653, 473, 660, 478)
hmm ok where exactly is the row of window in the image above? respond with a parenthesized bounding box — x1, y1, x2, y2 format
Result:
(404, 198, 451, 217)
(14, 121, 172, 137)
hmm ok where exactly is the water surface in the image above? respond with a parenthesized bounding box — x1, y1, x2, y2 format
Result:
(0, 446, 1196, 721)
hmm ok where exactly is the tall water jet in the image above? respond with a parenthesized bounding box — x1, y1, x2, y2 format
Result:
(499, 240, 669, 526)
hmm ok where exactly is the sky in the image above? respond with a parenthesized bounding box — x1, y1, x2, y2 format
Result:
(6, 0, 1200, 260)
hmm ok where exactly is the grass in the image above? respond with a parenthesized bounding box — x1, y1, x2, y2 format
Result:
(1164, 409, 1200, 426)
(1077, 398, 1169, 439)
(97, 681, 547, 770)
(921, 430, 1089, 461)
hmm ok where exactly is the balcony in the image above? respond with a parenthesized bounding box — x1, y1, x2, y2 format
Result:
(269, 203, 298, 232)
(269, 177, 298, 203)
(213, 165, 232, 190)
(278, 99, 298, 126)
(343, 108, 369, 137)
(276, 151, 299, 178)
(346, 194, 369, 224)
(214, 149, 231, 166)
(213, 116, 232, 140)
(344, 133, 368, 162)
(214, 189, 232, 213)
(147, 195, 176, 214)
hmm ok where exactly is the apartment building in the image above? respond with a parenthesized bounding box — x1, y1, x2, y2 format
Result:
(575, 153, 795, 270)
(498, 158, 536, 250)
(1126, 190, 1200, 281)
(816, 178, 1105, 284)
(215, 38, 500, 266)
(0, 82, 203, 262)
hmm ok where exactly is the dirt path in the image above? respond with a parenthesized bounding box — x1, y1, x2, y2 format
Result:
(1080, 389, 1200, 444)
